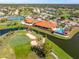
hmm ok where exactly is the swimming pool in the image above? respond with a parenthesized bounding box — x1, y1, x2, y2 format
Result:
(0, 16, 25, 20)
(7, 16, 25, 20)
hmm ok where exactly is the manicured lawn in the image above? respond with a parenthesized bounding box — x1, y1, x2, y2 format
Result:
(14, 44, 31, 59)
(26, 52, 40, 59)
(0, 21, 25, 30)
(68, 27, 79, 38)
(8, 30, 31, 59)
(8, 35, 30, 47)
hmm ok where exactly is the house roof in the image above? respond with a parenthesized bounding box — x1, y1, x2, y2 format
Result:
(0, 18, 7, 20)
(24, 19, 38, 24)
(34, 20, 57, 29)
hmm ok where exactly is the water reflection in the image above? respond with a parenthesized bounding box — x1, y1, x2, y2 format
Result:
(47, 33, 79, 59)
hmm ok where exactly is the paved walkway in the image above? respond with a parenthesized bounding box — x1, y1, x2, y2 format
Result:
(51, 52, 59, 59)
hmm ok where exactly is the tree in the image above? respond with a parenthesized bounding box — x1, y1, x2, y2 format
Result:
(19, 7, 33, 16)
(72, 10, 79, 17)
(43, 39, 52, 55)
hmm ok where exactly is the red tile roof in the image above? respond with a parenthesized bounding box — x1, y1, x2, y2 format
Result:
(24, 19, 38, 24)
(34, 20, 57, 29)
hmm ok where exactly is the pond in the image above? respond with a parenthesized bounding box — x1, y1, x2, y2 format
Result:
(0, 27, 26, 36)
(0, 16, 25, 20)
(47, 33, 79, 59)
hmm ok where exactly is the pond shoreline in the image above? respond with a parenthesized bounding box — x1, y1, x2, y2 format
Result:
(0, 27, 26, 36)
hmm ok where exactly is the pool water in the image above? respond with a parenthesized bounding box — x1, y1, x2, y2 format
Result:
(0, 16, 25, 20)
(7, 16, 25, 20)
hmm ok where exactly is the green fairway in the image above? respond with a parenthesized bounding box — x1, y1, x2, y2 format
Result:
(7, 30, 31, 59)
(8, 34, 30, 47)
(14, 44, 31, 59)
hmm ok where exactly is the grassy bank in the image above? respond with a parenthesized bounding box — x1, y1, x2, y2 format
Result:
(32, 31, 73, 59)
(68, 27, 79, 38)
(46, 39, 73, 59)
(0, 21, 25, 30)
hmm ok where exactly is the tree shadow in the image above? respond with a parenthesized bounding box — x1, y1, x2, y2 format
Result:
(31, 47, 46, 58)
